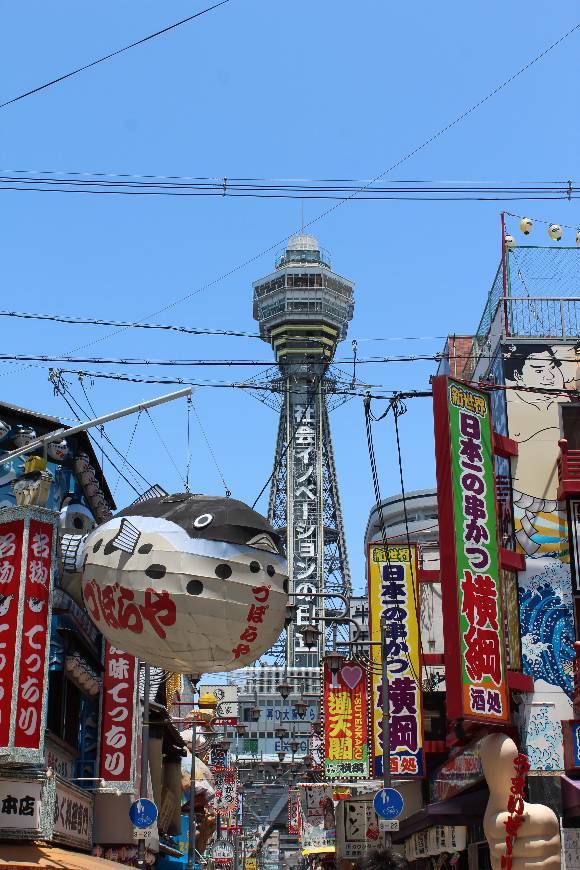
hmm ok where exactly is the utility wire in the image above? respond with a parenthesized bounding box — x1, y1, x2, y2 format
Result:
(74, 372, 153, 489)
(43, 20, 580, 359)
(0, 309, 261, 338)
(145, 409, 187, 489)
(191, 401, 232, 497)
(0, 1, 232, 111)
(363, 396, 422, 691)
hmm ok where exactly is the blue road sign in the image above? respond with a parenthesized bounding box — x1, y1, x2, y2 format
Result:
(129, 798, 158, 829)
(373, 788, 404, 820)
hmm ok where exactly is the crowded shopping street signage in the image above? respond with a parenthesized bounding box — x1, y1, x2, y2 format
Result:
(433, 377, 509, 724)
(98, 642, 139, 791)
(367, 543, 423, 777)
(322, 660, 369, 779)
(0, 507, 57, 764)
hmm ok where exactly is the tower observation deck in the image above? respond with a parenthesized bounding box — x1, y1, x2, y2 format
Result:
(253, 234, 354, 667)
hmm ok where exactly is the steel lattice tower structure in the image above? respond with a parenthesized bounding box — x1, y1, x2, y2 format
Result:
(253, 234, 354, 667)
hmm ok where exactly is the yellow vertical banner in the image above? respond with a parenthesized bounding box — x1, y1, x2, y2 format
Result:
(368, 543, 423, 777)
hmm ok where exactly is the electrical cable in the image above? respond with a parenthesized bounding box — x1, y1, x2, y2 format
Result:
(0, 1, 232, 111)
(363, 396, 422, 691)
(191, 400, 232, 497)
(54, 382, 143, 496)
(31, 21, 579, 362)
(112, 410, 142, 497)
(251, 372, 326, 509)
(145, 409, 187, 489)
(75, 372, 153, 489)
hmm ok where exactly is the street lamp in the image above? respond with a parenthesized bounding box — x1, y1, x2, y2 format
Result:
(325, 650, 345, 675)
(277, 751, 286, 762)
(293, 697, 307, 719)
(303, 754, 314, 768)
(310, 718, 322, 733)
(249, 705, 261, 722)
(236, 723, 248, 737)
(276, 679, 293, 700)
(299, 623, 320, 649)
(275, 726, 289, 740)
(289, 736, 299, 755)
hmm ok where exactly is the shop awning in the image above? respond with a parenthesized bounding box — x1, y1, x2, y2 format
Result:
(393, 786, 489, 842)
(0, 844, 130, 869)
(562, 775, 580, 818)
(301, 846, 336, 856)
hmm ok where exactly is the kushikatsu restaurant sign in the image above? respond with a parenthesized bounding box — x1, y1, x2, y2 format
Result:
(0, 507, 57, 764)
(368, 544, 423, 778)
(433, 377, 509, 724)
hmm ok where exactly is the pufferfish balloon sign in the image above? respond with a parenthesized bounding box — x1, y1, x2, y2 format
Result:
(80, 494, 288, 673)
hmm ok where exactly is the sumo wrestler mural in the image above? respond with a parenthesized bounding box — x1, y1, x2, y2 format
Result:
(503, 342, 578, 770)
(78, 493, 288, 673)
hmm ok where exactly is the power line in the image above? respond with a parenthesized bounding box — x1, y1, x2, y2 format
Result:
(41, 20, 580, 359)
(0, 309, 261, 338)
(0, 1, 232, 111)
(0, 174, 576, 201)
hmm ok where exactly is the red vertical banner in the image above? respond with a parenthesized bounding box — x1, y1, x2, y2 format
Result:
(0, 519, 25, 748)
(14, 519, 55, 748)
(0, 508, 57, 762)
(323, 660, 369, 779)
(99, 642, 138, 787)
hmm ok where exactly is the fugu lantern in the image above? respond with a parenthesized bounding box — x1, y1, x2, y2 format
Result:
(81, 493, 288, 673)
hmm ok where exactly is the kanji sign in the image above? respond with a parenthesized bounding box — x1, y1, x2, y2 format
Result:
(433, 377, 509, 723)
(288, 788, 300, 835)
(214, 769, 238, 816)
(99, 642, 138, 789)
(368, 544, 423, 777)
(323, 660, 369, 779)
(0, 508, 57, 764)
(53, 780, 93, 849)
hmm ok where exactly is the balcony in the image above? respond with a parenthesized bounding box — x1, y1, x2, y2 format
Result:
(557, 438, 580, 499)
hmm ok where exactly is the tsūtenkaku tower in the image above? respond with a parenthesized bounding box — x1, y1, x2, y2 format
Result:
(253, 234, 354, 667)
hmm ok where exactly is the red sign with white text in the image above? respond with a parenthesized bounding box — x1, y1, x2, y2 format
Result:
(0, 519, 25, 748)
(14, 519, 54, 747)
(99, 642, 138, 785)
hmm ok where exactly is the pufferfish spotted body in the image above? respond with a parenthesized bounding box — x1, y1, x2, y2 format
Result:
(81, 493, 288, 673)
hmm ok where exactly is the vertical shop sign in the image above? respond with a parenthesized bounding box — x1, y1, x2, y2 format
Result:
(14, 519, 55, 749)
(288, 788, 300, 835)
(0, 519, 24, 749)
(0, 509, 57, 763)
(214, 769, 238, 817)
(433, 377, 509, 723)
(322, 660, 369, 779)
(99, 642, 138, 789)
(368, 544, 423, 777)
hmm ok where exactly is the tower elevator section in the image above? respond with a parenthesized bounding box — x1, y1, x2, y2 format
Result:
(252, 234, 354, 667)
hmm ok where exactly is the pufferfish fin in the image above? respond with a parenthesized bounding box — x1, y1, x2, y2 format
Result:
(246, 533, 278, 554)
(111, 518, 141, 554)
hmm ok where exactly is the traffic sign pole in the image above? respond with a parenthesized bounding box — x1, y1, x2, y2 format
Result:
(137, 663, 150, 869)
(380, 620, 392, 846)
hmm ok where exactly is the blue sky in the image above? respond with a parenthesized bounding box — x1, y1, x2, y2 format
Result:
(1, 1, 579, 593)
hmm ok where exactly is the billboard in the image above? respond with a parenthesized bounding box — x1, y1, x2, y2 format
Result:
(368, 544, 423, 777)
(322, 660, 369, 779)
(433, 376, 509, 723)
(98, 642, 139, 790)
(0, 507, 57, 764)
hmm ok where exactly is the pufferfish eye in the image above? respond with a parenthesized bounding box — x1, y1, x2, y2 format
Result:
(193, 513, 213, 529)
